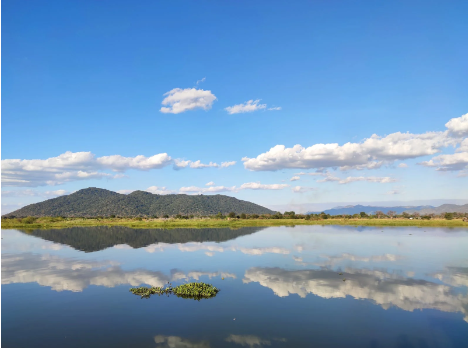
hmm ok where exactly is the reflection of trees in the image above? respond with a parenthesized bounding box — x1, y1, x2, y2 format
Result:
(1, 253, 234, 292)
(243, 267, 468, 321)
(19, 226, 266, 252)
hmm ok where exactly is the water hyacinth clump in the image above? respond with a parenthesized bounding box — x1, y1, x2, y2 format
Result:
(129, 282, 219, 300)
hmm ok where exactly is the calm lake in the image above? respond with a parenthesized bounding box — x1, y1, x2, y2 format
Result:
(2, 225, 468, 347)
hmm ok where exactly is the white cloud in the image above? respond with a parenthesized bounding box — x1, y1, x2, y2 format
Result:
(220, 161, 236, 168)
(313, 172, 396, 185)
(2, 253, 232, 293)
(1, 151, 173, 187)
(420, 138, 468, 172)
(243, 130, 455, 171)
(179, 185, 236, 194)
(336, 176, 397, 184)
(154, 335, 210, 348)
(160, 88, 217, 114)
(173, 159, 236, 170)
(290, 176, 300, 181)
(205, 181, 215, 186)
(189, 160, 219, 169)
(239, 182, 289, 190)
(96, 153, 172, 171)
(196, 77, 206, 85)
(225, 335, 284, 347)
(1, 189, 68, 198)
(398, 163, 408, 168)
(386, 189, 402, 195)
(146, 186, 176, 195)
(116, 189, 135, 194)
(2, 151, 233, 187)
(173, 159, 191, 169)
(292, 186, 315, 193)
(243, 267, 468, 321)
(445, 113, 468, 136)
(268, 106, 282, 111)
(225, 99, 267, 114)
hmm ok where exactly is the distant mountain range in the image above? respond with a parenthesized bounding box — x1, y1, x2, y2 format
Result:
(3, 187, 275, 217)
(308, 204, 468, 215)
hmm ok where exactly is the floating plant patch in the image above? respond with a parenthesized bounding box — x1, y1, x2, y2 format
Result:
(129, 282, 220, 300)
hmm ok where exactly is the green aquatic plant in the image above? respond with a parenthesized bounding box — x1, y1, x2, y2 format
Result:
(129, 282, 219, 300)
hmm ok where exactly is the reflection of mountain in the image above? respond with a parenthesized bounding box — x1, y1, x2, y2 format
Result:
(1, 252, 235, 292)
(243, 267, 468, 322)
(19, 226, 266, 252)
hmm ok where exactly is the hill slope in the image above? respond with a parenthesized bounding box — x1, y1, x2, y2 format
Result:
(405, 204, 468, 215)
(308, 205, 434, 215)
(4, 188, 276, 217)
(308, 204, 468, 216)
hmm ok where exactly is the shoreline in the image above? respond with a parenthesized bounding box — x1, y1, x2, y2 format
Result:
(2, 218, 467, 229)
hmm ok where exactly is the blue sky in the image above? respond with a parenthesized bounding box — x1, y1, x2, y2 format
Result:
(2, 0, 468, 213)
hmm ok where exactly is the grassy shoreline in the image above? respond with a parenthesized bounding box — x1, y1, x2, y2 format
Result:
(2, 217, 467, 229)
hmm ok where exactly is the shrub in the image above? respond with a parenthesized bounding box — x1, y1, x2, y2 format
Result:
(445, 213, 454, 220)
(21, 216, 38, 224)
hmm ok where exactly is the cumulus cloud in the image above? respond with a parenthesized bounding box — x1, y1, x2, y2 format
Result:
(96, 154, 172, 171)
(2, 253, 231, 292)
(420, 138, 468, 171)
(313, 172, 397, 185)
(154, 335, 211, 348)
(445, 113, 468, 137)
(242, 114, 468, 172)
(239, 182, 289, 190)
(220, 161, 236, 168)
(225, 100, 267, 114)
(146, 186, 176, 195)
(173, 159, 236, 170)
(1, 151, 173, 187)
(160, 88, 217, 114)
(178, 182, 289, 194)
(143, 241, 289, 257)
(179, 185, 236, 194)
(268, 107, 282, 111)
(225, 335, 286, 347)
(205, 181, 215, 186)
(1, 189, 68, 198)
(2, 151, 233, 187)
(243, 130, 456, 171)
(290, 176, 300, 181)
(243, 267, 468, 321)
(196, 77, 206, 85)
(292, 186, 315, 193)
(398, 163, 408, 168)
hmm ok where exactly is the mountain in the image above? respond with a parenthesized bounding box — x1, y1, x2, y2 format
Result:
(308, 205, 434, 215)
(404, 204, 468, 215)
(3, 187, 276, 217)
(19, 226, 266, 252)
(308, 203, 468, 216)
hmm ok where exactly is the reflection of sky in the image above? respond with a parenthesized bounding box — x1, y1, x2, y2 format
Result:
(2, 226, 468, 347)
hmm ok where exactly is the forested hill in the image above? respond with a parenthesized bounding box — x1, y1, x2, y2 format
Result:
(3, 187, 275, 217)
(20, 226, 266, 252)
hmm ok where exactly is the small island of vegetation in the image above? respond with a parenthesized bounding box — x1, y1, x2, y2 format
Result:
(130, 282, 219, 300)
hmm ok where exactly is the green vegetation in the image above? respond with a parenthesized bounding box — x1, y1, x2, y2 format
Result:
(2, 215, 467, 229)
(3, 187, 275, 218)
(130, 282, 219, 300)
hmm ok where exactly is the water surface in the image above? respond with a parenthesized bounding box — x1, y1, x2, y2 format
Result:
(2, 225, 468, 347)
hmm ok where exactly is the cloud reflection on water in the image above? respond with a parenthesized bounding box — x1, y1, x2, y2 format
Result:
(243, 267, 468, 321)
